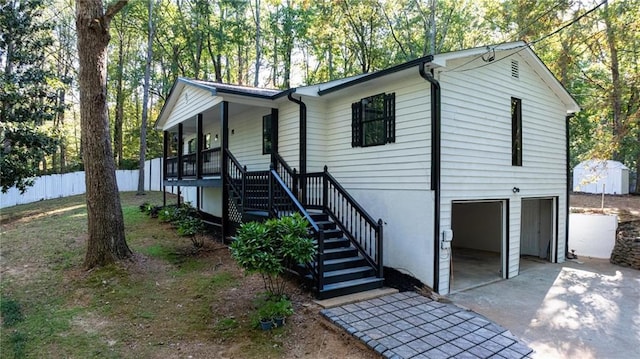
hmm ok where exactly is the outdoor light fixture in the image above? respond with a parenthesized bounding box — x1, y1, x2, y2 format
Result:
(214, 134, 219, 141)
(512, 187, 520, 193)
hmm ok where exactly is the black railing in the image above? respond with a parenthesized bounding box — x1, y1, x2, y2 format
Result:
(268, 168, 324, 289)
(166, 156, 178, 178)
(225, 148, 245, 199)
(273, 153, 298, 198)
(224, 149, 382, 292)
(303, 167, 383, 278)
(202, 147, 222, 175)
(182, 153, 197, 177)
(245, 170, 270, 212)
(165, 147, 222, 179)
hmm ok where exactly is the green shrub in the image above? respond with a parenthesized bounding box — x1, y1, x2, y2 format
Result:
(0, 297, 24, 327)
(252, 294, 294, 328)
(230, 213, 316, 297)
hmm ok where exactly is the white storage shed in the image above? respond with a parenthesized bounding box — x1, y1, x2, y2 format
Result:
(573, 160, 630, 195)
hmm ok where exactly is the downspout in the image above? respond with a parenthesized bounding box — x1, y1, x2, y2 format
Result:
(419, 60, 442, 293)
(565, 114, 574, 261)
(287, 92, 307, 202)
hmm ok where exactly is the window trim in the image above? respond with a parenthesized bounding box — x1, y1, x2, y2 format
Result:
(262, 114, 272, 155)
(187, 138, 196, 154)
(511, 97, 522, 166)
(352, 92, 395, 148)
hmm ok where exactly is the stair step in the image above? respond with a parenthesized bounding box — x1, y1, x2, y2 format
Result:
(321, 237, 351, 249)
(321, 228, 343, 239)
(315, 220, 336, 230)
(309, 213, 328, 222)
(306, 266, 375, 284)
(324, 246, 358, 260)
(322, 256, 367, 271)
(317, 277, 384, 300)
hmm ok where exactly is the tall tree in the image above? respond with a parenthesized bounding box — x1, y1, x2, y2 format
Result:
(137, 0, 156, 195)
(0, 0, 60, 193)
(76, 0, 132, 268)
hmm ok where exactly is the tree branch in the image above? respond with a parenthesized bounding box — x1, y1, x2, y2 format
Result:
(105, 0, 128, 21)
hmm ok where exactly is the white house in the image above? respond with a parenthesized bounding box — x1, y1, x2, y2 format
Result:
(155, 42, 580, 297)
(573, 159, 630, 195)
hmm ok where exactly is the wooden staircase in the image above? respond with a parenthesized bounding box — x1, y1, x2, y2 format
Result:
(224, 150, 384, 299)
(307, 212, 384, 299)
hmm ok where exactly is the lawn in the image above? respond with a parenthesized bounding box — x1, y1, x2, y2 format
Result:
(0, 192, 374, 359)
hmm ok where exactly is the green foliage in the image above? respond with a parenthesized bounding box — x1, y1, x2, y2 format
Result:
(252, 293, 294, 328)
(230, 213, 316, 297)
(140, 202, 162, 218)
(155, 203, 206, 248)
(0, 0, 63, 193)
(0, 297, 24, 327)
(157, 204, 195, 223)
(176, 216, 205, 237)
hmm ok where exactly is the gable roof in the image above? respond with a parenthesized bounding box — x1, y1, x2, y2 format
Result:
(156, 42, 579, 129)
(155, 78, 291, 129)
(306, 41, 579, 113)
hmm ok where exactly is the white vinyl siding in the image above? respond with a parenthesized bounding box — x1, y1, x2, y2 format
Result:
(305, 97, 329, 173)
(228, 106, 272, 171)
(163, 87, 219, 131)
(322, 75, 432, 191)
(437, 51, 568, 293)
(308, 72, 436, 288)
(277, 101, 300, 169)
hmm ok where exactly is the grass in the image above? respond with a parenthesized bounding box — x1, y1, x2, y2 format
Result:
(0, 192, 289, 359)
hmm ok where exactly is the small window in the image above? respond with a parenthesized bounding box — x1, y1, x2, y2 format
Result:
(511, 97, 522, 166)
(187, 138, 196, 154)
(204, 133, 211, 149)
(263, 114, 272, 155)
(352, 92, 395, 147)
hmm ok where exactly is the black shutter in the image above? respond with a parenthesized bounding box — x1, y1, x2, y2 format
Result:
(352, 101, 362, 147)
(384, 93, 395, 143)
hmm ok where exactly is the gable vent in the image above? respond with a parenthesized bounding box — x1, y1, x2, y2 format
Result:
(511, 60, 519, 79)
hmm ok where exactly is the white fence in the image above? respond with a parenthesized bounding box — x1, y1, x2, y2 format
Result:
(0, 158, 164, 209)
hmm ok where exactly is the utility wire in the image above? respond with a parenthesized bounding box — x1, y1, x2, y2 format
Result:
(445, 0, 608, 73)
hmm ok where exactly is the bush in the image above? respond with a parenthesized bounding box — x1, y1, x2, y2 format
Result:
(140, 202, 162, 218)
(157, 204, 207, 248)
(230, 213, 316, 297)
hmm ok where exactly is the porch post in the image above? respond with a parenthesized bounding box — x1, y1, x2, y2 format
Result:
(177, 123, 183, 180)
(270, 108, 279, 168)
(221, 101, 229, 240)
(162, 131, 168, 207)
(196, 113, 203, 179)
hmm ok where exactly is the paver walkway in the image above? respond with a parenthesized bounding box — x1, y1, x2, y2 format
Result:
(321, 291, 533, 359)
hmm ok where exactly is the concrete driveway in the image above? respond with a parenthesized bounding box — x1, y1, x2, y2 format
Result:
(449, 258, 640, 358)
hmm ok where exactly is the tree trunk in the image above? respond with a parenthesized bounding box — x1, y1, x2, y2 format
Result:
(76, 0, 132, 269)
(636, 128, 640, 193)
(114, 28, 125, 168)
(604, 0, 623, 161)
(253, 0, 261, 87)
(137, 0, 155, 195)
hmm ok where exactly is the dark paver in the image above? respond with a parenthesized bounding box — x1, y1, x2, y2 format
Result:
(320, 291, 533, 359)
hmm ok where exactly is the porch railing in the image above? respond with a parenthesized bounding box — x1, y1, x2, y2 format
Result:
(202, 147, 222, 175)
(166, 156, 178, 178)
(165, 147, 223, 179)
(182, 153, 197, 177)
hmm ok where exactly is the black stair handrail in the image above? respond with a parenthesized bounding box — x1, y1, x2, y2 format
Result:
(268, 168, 325, 289)
(303, 167, 384, 279)
(273, 153, 298, 198)
(224, 149, 246, 202)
